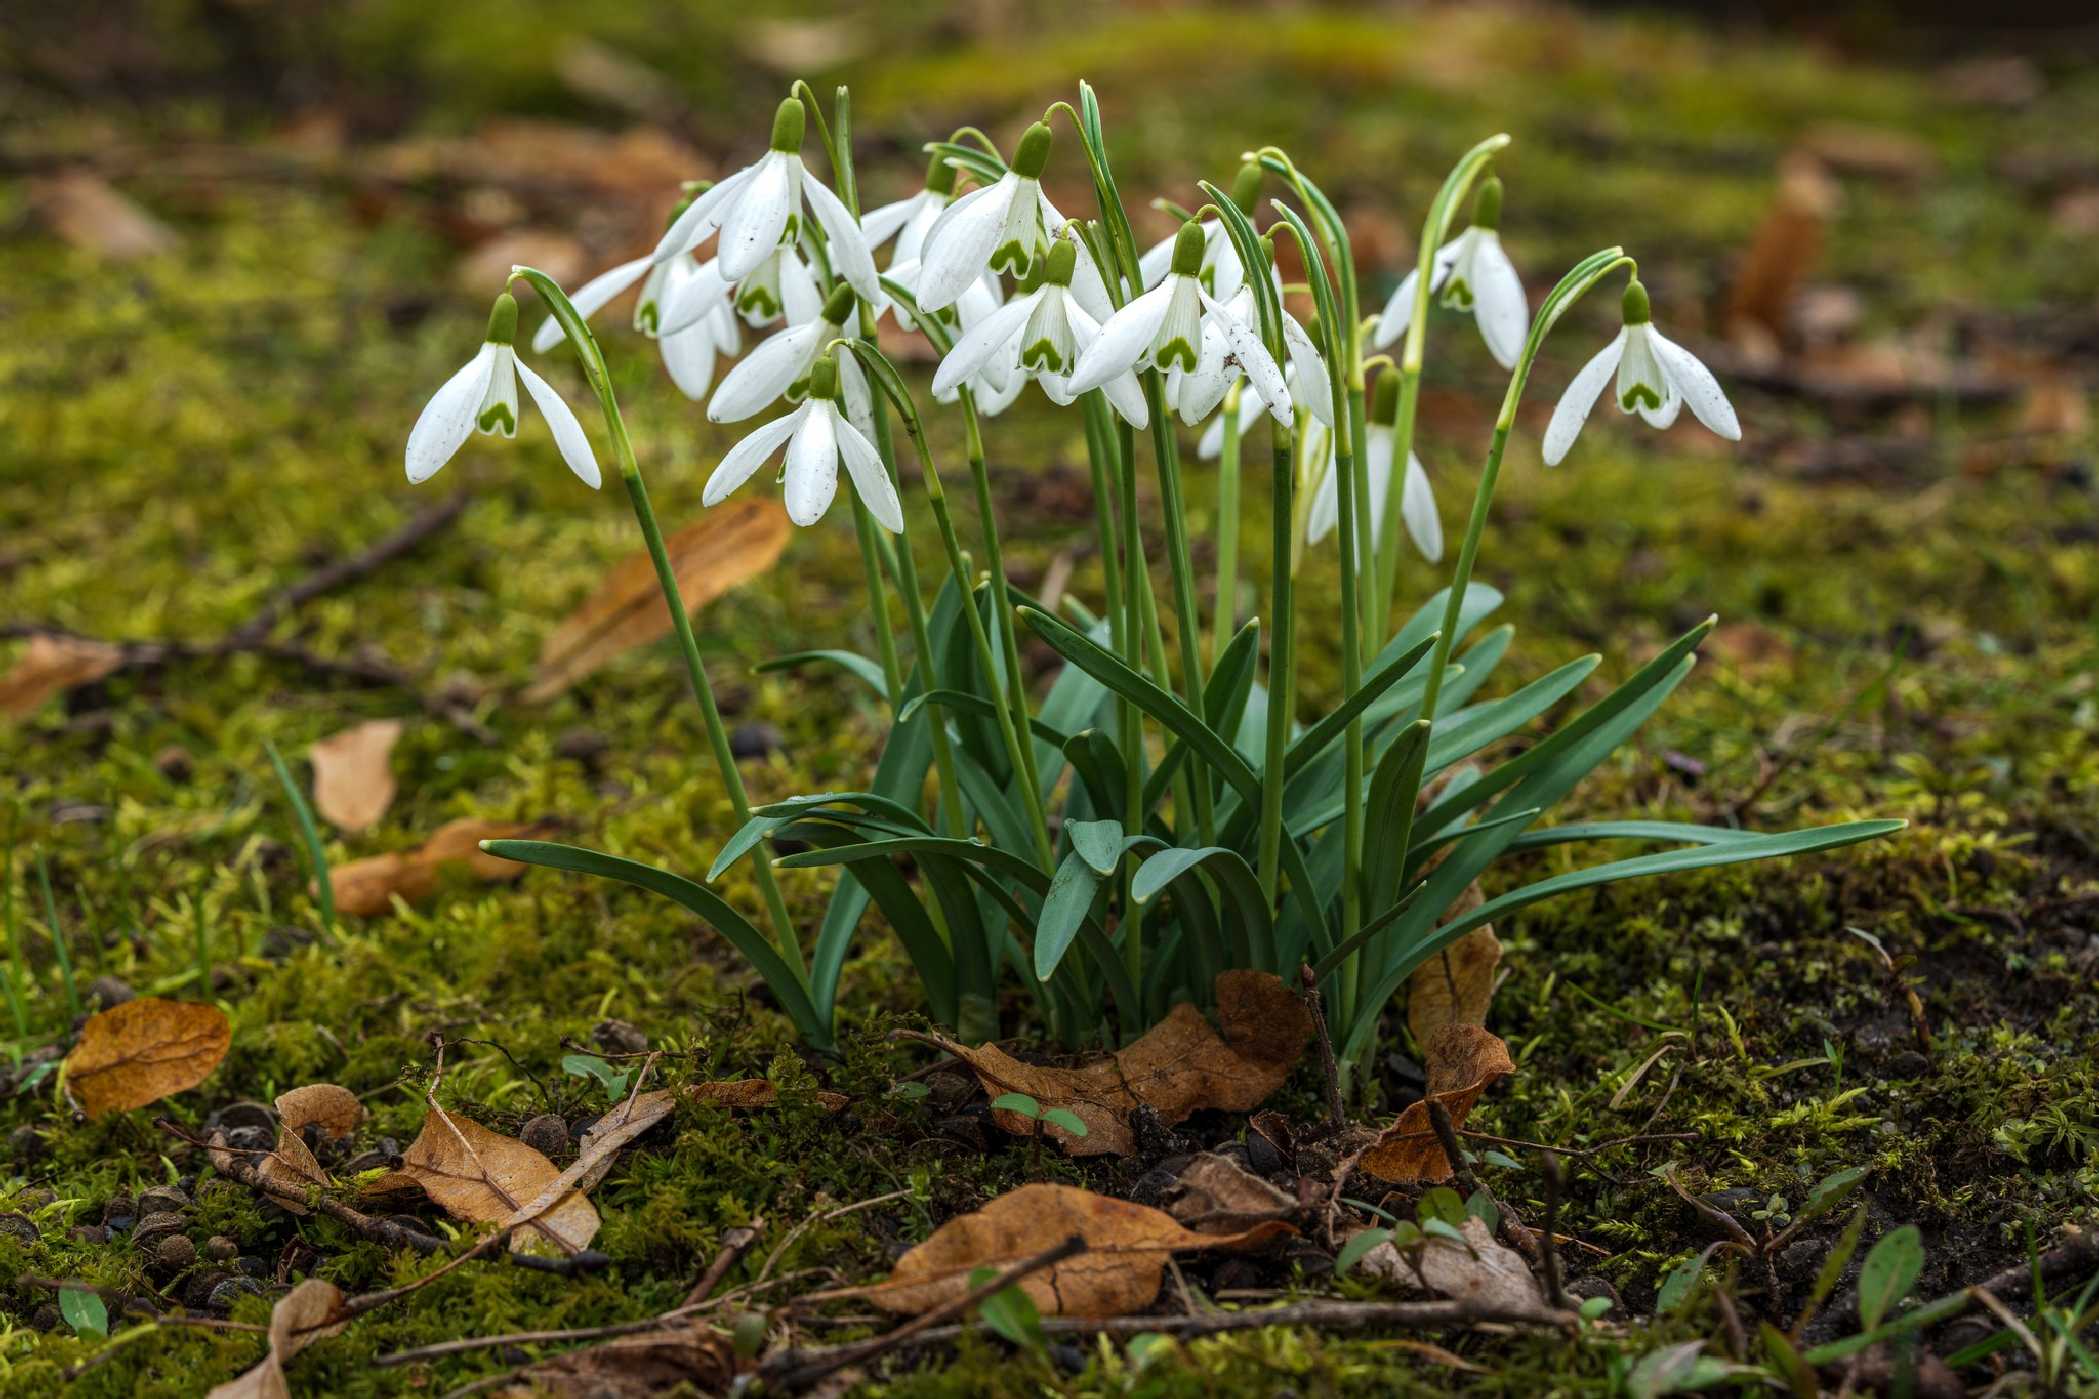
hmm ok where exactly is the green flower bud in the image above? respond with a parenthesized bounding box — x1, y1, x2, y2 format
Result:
(1229, 161, 1263, 215)
(820, 283, 857, 327)
(1043, 239, 1078, 287)
(1621, 277, 1651, 326)
(924, 151, 957, 196)
(770, 98, 805, 154)
(1472, 176, 1503, 232)
(485, 292, 518, 345)
(1012, 122, 1053, 180)
(1170, 220, 1207, 278)
(1370, 371, 1400, 426)
(807, 351, 839, 401)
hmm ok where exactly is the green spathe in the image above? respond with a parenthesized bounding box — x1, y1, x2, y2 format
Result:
(1170, 220, 1207, 278)
(1622, 277, 1652, 325)
(1011, 121, 1053, 179)
(770, 97, 805, 153)
(484, 292, 518, 346)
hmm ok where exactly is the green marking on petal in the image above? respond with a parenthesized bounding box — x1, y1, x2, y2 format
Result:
(1441, 276, 1474, 312)
(990, 240, 1034, 279)
(476, 404, 516, 435)
(1156, 337, 1198, 373)
(636, 300, 660, 335)
(1620, 383, 1663, 411)
(738, 286, 782, 319)
(1020, 338, 1067, 374)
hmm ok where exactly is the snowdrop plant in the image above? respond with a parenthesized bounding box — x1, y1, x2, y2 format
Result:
(450, 81, 1898, 1068)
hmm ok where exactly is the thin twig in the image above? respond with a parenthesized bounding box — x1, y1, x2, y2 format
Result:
(157, 1117, 449, 1253)
(683, 1219, 766, 1307)
(1539, 1150, 1567, 1310)
(1299, 964, 1346, 1136)
(1425, 1100, 1483, 1203)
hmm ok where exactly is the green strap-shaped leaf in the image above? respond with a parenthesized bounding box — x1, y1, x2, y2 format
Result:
(1133, 845, 1275, 971)
(778, 823, 962, 1028)
(1142, 616, 1263, 816)
(754, 649, 891, 702)
(1034, 850, 1103, 981)
(1284, 633, 1439, 780)
(1504, 820, 1758, 851)
(484, 839, 831, 1050)
(774, 833, 1046, 889)
(1374, 583, 1503, 673)
(898, 688, 1074, 749)
(1424, 653, 1601, 772)
(1066, 818, 1125, 876)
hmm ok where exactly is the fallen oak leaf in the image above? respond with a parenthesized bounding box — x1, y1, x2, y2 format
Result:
(686, 1078, 848, 1113)
(914, 970, 1311, 1157)
(309, 720, 403, 833)
(523, 499, 790, 703)
(329, 817, 546, 917)
(1360, 1024, 1516, 1183)
(204, 1277, 348, 1399)
(859, 1183, 1292, 1317)
(243, 1084, 364, 1214)
(1406, 924, 1502, 1049)
(558, 1087, 677, 1198)
(1166, 1153, 1298, 1234)
(370, 1107, 598, 1256)
(0, 635, 124, 720)
(63, 998, 230, 1120)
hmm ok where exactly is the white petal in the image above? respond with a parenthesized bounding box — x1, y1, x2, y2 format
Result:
(530, 257, 650, 354)
(782, 402, 840, 526)
(405, 345, 496, 484)
(1541, 329, 1626, 467)
(1304, 438, 1339, 545)
(1400, 452, 1441, 562)
(1369, 242, 1462, 349)
(1067, 281, 1174, 395)
(1137, 231, 1176, 291)
(1101, 372, 1150, 430)
(1619, 325, 1680, 429)
(716, 153, 794, 282)
(914, 177, 1014, 312)
(970, 370, 1025, 418)
(657, 259, 733, 338)
(933, 291, 1036, 397)
(860, 192, 924, 250)
(801, 165, 882, 302)
(1204, 293, 1291, 427)
(651, 166, 752, 263)
(780, 251, 823, 326)
(477, 346, 520, 438)
(837, 351, 877, 444)
(1069, 240, 1116, 324)
(893, 196, 946, 267)
(659, 324, 719, 400)
(1283, 314, 1334, 426)
(1209, 226, 1246, 305)
(708, 323, 818, 422)
(832, 405, 904, 533)
(1468, 231, 1528, 370)
(514, 357, 601, 488)
(1649, 330, 1741, 442)
(704, 407, 805, 507)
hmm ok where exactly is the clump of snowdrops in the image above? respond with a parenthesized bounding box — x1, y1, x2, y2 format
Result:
(407, 81, 1898, 1069)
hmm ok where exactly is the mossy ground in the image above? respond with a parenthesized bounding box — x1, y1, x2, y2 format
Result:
(2, 3, 2096, 1394)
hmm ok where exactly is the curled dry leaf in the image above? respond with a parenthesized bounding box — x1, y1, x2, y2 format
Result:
(558, 1088, 677, 1198)
(687, 1079, 848, 1113)
(922, 971, 1311, 1157)
(523, 499, 791, 703)
(1360, 1024, 1516, 1183)
(1353, 1214, 1556, 1321)
(0, 635, 124, 720)
(63, 997, 231, 1120)
(308, 720, 403, 833)
(238, 1084, 364, 1214)
(496, 1325, 741, 1398)
(204, 1277, 348, 1399)
(1406, 924, 1502, 1049)
(1166, 1153, 1298, 1234)
(371, 1107, 599, 1256)
(328, 817, 545, 917)
(865, 1183, 1292, 1317)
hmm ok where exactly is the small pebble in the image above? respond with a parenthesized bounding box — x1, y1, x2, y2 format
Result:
(70, 1224, 109, 1245)
(206, 1236, 240, 1262)
(86, 975, 135, 1007)
(154, 745, 196, 782)
(183, 1271, 228, 1309)
(132, 1215, 185, 1252)
(137, 1184, 191, 1218)
(0, 1213, 38, 1245)
(592, 1019, 648, 1056)
(100, 1194, 137, 1227)
(15, 1186, 55, 1211)
(153, 1235, 198, 1274)
(728, 721, 783, 759)
(238, 1256, 269, 1278)
(209, 1277, 266, 1312)
(28, 1305, 59, 1333)
(520, 1114, 569, 1158)
(554, 728, 610, 765)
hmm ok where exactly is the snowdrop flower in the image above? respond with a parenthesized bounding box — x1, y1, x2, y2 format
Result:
(1304, 374, 1441, 562)
(913, 123, 1064, 313)
(651, 98, 879, 303)
(406, 293, 598, 488)
(707, 284, 873, 438)
(1171, 264, 1332, 429)
(1067, 222, 1291, 426)
(1136, 162, 1261, 301)
(859, 154, 956, 329)
(1542, 279, 1741, 466)
(1372, 177, 1526, 370)
(930, 239, 1148, 428)
(703, 351, 902, 533)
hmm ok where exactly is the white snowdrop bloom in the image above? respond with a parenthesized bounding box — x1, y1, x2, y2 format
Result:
(651, 98, 879, 302)
(924, 273, 1016, 412)
(1066, 222, 1292, 426)
(406, 293, 599, 488)
(1303, 376, 1441, 563)
(707, 284, 872, 439)
(727, 243, 823, 329)
(930, 239, 1148, 429)
(1542, 279, 1741, 466)
(703, 352, 903, 533)
(1371, 177, 1527, 370)
(1169, 271, 1332, 429)
(913, 122, 1066, 313)
(860, 155, 956, 330)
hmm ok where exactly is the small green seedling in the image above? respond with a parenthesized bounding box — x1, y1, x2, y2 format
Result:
(968, 1264, 1046, 1354)
(59, 1286, 108, 1340)
(561, 1052, 632, 1103)
(990, 1091, 1087, 1170)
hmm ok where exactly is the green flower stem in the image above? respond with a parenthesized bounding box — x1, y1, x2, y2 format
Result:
(510, 265, 805, 985)
(1080, 392, 1127, 651)
(1116, 413, 1147, 994)
(1139, 370, 1217, 846)
(1213, 379, 1244, 661)
(1346, 378, 1376, 663)
(958, 401, 1050, 825)
(845, 496, 905, 703)
(1257, 433, 1298, 902)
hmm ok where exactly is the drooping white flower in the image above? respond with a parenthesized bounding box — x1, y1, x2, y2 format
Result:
(703, 351, 903, 533)
(1169, 267, 1332, 429)
(930, 238, 1148, 428)
(407, 293, 599, 488)
(1542, 279, 1741, 466)
(860, 154, 956, 330)
(706, 284, 874, 441)
(651, 98, 879, 303)
(1303, 376, 1441, 563)
(1066, 222, 1292, 426)
(913, 122, 1066, 313)
(1371, 177, 1527, 370)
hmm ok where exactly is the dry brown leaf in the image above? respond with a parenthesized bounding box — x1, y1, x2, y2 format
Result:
(866, 1183, 1291, 1317)
(495, 1324, 741, 1398)
(1798, 123, 1940, 182)
(376, 1108, 599, 1256)
(309, 720, 403, 833)
(687, 1079, 848, 1113)
(554, 1088, 677, 1199)
(0, 635, 124, 719)
(1406, 925, 1502, 1049)
(1725, 152, 1837, 352)
(524, 499, 791, 703)
(244, 1084, 365, 1213)
(205, 1278, 349, 1399)
(1708, 621, 1797, 673)
(458, 229, 588, 294)
(1353, 1214, 1554, 1321)
(1360, 1024, 1516, 1183)
(64, 998, 230, 1120)
(27, 171, 179, 260)
(923, 971, 1312, 1157)
(328, 818, 542, 917)
(1166, 1153, 1297, 1234)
